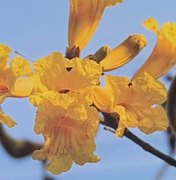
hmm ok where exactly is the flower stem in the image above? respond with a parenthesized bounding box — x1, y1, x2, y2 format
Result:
(102, 122, 176, 167)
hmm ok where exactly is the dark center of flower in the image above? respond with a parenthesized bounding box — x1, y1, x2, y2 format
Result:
(128, 82, 133, 87)
(59, 89, 70, 94)
(66, 67, 73, 72)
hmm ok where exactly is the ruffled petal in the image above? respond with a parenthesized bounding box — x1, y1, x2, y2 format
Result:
(139, 106, 168, 134)
(34, 52, 102, 92)
(10, 57, 32, 77)
(100, 34, 147, 71)
(68, 0, 123, 50)
(133, 73, 167, 105)
(105, 75, 130, 105)
(0, 45, 33, 102)
(33, 100, 99, 174)
(0, 44, 11, 69)
(133, 18, 176, 79)
(101, 74, 168, 136)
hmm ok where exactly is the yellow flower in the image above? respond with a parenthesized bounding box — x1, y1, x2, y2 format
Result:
(32, 99, 100, 175)
(133, 17, 176, 79)
(93, 73, 168, 136)
(30, 52, 102, 174)
(0, 44, 34, 127)
(68, 0, 147, 71)
(68, 0, 123, 51)
(30, 52, 102, 106)
(100, 34, 147, 71)
(0, 44, 33, 101)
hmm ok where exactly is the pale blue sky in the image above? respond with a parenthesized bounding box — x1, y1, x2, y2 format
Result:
(0, 0, 176, 179)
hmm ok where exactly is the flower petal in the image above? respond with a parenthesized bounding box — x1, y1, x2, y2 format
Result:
(100, 34, 147, 71)
(0, 44, 11, 69)
(138, 106, 168, 134)
(34, 52, 102, 92)
(105, 75, 130, 105)
(143, 17, 158, 33)
(46, 156, 73, 175)
(114, 105, 126, 137)
(33, 100, 99, 174)
(133, 18, 176, 79)
(92, 86, 114, 112)
(10, 57, 32, 77)
(102, 74, 167, 136)
(10, 77, 34, 97)
(68, 0, 123, 50)
(133, 73, 167, 105)
(0, 111, 16, 127)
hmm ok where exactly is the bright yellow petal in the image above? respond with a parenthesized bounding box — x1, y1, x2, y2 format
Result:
(114, 105, 126, 137)
(10, 77, 34, 97)
(105, 73, 166, 106)
(33, 100, 99, 174)
(0, 44, 11, 69)
(105, 75, 130, 105)
(68, 0, 123, 50)
(0, 111, 16, 127)
(100, 34, 147, 71)
(139, 106, 168, 134)
(92, 86, 114, 112)
(10, 57, 32, 77)
(46, 156, 73, 175)
(133, 73, 167, 105)
(103, 74, 168, 135)
(133, 18, 176, 79)
(34, 52, 102, 92)
(143, 17, 158, 33)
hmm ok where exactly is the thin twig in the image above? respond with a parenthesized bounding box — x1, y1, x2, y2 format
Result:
(124, 129, 176, 167)
(102, 121, 176, 167)
(15, 50, 34, 62)
(104, 127, 116, 134)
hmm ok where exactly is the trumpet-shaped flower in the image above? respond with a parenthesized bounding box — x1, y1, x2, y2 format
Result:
(30, 52, 102, 174)
(93, 73, 168, 136)
(32, 98, 100, 174)
(100, 34, 147, 71)
(30, 52, 102, 106)
(133, 17, 176, 79)
(68, 0, 123, 51)
(0, 44, 34, 127)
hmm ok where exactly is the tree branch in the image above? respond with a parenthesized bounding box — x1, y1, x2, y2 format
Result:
(124, 129, 176, 167)
(101, 119, 176, 167)
(0, 124, 42, 158)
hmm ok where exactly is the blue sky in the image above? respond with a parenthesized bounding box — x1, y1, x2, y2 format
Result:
(0, 0, 176, 179)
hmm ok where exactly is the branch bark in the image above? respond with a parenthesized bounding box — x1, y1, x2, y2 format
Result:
(0, 124, 42, 158)
(101, 119, 176, 167)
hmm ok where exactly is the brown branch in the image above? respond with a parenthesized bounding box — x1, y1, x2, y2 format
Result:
(101, 119, 176, 167)
(0, 124, 42, 158)
(124, 129, 176, 167)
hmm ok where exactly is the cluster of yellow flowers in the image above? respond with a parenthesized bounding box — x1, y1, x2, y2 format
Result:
(1, 0, 176, 175)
